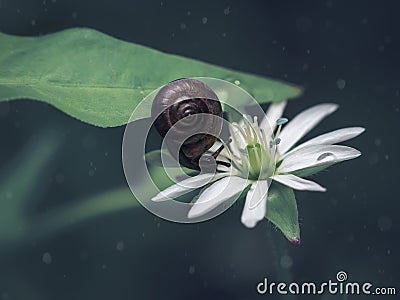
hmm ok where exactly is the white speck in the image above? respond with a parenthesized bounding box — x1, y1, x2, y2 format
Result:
(280, 255, 293, 269)
(180, 23, 186, 30)
(374, 138, 381, 146)
(222, 32, 226, 37)
(336, 78, 346, 90)
(378, 216, 392, 231)
(202, 17, 208, 24)
(31, 19, 36, 26)
(384, 154, 389, 160)
(187, 11, 191, 16)
(88, 169, 95, 176)
(42, 252, 52, 264)
(72, 12, 78, 19)
(224, 7, 230, 15)
(302, 63, 309, 72)
(378, 45, 385, 52)
(101, 264, 107, 269)
(189, 265, 196, 274)
(116, 241, 125, 251)
(306, 49, 311, 54)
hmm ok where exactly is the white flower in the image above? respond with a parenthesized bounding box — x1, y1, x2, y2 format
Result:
(152, 102, 364, 230)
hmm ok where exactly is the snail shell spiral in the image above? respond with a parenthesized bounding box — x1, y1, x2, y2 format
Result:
(151, 78, 223, 170)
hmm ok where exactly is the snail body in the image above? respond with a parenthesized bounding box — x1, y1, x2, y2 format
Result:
(151, 78, 223, 170)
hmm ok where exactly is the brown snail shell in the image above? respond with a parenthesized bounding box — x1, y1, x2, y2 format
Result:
(151, 78, 223, 170)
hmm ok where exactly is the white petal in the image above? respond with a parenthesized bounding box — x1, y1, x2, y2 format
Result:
(272, 174, 326, 192)
(278, 103, 339, 154)
(229, 124, 246, 157)
(152, 173, 227, 202)
(279, 144, 361, 173)
(283, 127, 365, 158)
(188, 176, 249, 218)
(261, 101, 287, 133)
(241, 181, 269, 228)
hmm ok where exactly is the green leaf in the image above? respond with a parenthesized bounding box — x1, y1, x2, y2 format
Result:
(145, 149, 179, 168)
(0, 28, 302, 127)
(266, 182, 300, 244)
(290, 164, 333, 177)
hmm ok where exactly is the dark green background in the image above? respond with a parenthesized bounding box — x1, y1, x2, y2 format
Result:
(0, 0, 398, 299)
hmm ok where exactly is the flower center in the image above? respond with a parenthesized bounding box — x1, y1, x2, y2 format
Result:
(246, 143, 263, 179)
(229, 115, 276, 181)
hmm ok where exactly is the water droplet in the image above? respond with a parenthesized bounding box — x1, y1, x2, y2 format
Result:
(336, 78, 346, 90)
(280, 255, 293, 269)
(42, 252, 52, 264)
(189, 265, 196, 274)
(317, 152, 334, 161)
(377, 216, 392, 231)
(116, 241, 125, 251)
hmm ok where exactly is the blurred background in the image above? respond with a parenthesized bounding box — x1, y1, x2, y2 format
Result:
(0, 0, 398, 299)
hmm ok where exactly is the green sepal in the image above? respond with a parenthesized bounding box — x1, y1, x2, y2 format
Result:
(266, 182, 300, 244)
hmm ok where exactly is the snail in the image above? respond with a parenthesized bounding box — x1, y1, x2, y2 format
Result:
(151, 78, 230, 171)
